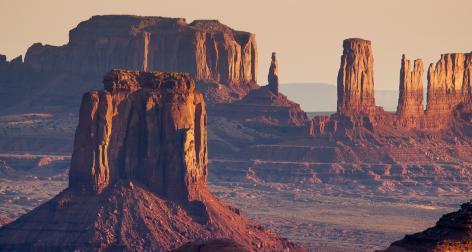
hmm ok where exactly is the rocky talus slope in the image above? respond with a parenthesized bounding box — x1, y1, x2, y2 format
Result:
(0, 70, 299, 251)
(384, 201, 472, 251)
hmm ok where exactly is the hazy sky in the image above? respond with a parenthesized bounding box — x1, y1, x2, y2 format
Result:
(1, 0, 471, 90)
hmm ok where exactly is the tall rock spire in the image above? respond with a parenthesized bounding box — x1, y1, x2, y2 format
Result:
(268, 52, 279, 94)
(337, 38, 376, 115)
(397, 55, 424, 116)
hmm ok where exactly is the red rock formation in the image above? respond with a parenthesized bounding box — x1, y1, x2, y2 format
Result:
(26, 16, 258, 89)
(209, 54, 307, 127)
(0, 70, 299, 251)
(397, 55, 424, 117)
(309, 39, 472, 135)
(69, 70, 207, 202)
(426, 53, 472, 117)
(337, 38, 376, 115)
(384, 201, 472, 251)
(395, 55, 425, 129)
(0, 15, 260, 113)
(268, 52, 279, 95)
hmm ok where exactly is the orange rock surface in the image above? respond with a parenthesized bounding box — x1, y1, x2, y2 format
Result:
(337, 38, 376, 115)
(0, 70, 300, 251)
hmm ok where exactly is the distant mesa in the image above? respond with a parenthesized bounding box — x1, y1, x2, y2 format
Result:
(0, 70, 299, 251)
(0, 15, 259, 113)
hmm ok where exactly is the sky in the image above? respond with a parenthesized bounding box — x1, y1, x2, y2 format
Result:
(1, 0, 471, 90)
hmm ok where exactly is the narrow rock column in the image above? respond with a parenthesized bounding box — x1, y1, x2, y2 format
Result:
(268, 52, 279, 94)
(397, 55, 424, 116)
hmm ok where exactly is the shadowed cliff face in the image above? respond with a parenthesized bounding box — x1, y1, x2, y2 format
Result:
(69, 70, 208, 202)
(397, 55, 424, 117)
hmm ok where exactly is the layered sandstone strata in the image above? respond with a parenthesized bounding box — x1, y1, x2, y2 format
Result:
(309, 39, 472, 136)
(337, 38, 376, 115)
(25, 16, 258, 88)
(0, 70, 298, 251)
(384, 201, 472, 251)
(397, 55, 424, 116)
(0, 15, 260, 113)
(69, 70, 207, 201)
(426, 53, 472, 116)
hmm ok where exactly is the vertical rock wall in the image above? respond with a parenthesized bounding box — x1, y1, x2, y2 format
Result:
(426, 53, 472, 116)
(69, 70, 207, 202)
(397, 55, 424, 117)
(23, 16, 258, 89)
(337, 38, 376, 115)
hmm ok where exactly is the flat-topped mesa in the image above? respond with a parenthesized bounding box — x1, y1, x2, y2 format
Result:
(69, 69, 207, 202)
(397, 55, 424, 117)
(426, 52, 472, 116)
(24, 15, 258, 92)
(268, 52, 279, 94)
(337, 38, 376, 115)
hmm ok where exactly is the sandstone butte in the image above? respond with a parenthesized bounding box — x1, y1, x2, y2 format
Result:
(383, 201, 472, 251)
(0, 70, 301, 252)
(303, 38, 472, 251)
(0, 15, 306, 129)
